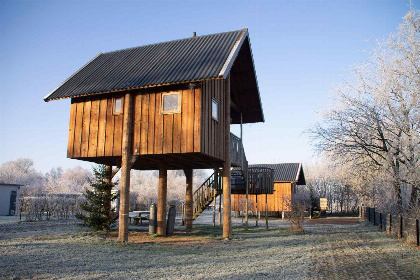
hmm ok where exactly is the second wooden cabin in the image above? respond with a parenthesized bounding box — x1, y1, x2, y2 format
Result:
(232, 163, 306, 217)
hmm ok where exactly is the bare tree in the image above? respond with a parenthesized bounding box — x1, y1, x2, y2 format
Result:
(0, 158, 45, 195)
(309, 10, 420, 211)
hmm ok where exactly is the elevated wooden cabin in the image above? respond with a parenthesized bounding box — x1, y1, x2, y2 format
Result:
(45, 29, 263, 170)
(232, 163, 306, 215)
(45, 29, 265, 240)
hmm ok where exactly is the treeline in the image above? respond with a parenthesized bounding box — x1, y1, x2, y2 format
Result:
(0, 158, 210, 212)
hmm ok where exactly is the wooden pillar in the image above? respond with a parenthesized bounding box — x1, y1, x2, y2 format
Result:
(223, 75, 232, 239)
(118, 92, 133, 243)
(157, 165, 168, 236)
(104, 165, 113, 228)
(241, 113, 249, 230)
(218, 174, 222, 226)
(255, 194, 258, 226)
(185, 168, 193, 230)
(265, 193, 268, 229)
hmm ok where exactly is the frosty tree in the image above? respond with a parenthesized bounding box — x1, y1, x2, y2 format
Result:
(309, 10, 420, 211)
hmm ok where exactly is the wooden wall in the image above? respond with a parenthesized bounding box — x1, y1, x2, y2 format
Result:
(131, 87, 201, 155)
(231, 182, 293, 212)
(67, 86, 203, 159)
(200, 79, 227, 161)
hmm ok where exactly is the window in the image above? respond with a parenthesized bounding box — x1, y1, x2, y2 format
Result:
(113, 97, 123, 115)
(212, 98, 219, 121)
(161, 91, 181, 114)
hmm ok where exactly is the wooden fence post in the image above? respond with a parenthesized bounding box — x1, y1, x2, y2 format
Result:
(388, 214, 392, 233)
(416, 219, 419, 246)
(399, 215, 403, 239)
(379, 213, 382, 230)
(373, 208, 376, 225)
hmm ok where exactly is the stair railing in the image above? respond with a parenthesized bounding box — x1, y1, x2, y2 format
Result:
(192, 172, 222, 219)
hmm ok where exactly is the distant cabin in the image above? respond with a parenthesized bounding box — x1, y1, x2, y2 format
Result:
(232, 163, 306, 215)
(0, 183, 22, 216)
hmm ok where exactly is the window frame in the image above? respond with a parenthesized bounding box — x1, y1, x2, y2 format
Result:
(112, 96, 124, 115)
(211, 98, 219, 122)
(161, 91, 182, 115)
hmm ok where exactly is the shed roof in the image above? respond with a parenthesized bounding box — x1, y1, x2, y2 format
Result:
(249, 163, 306, 185)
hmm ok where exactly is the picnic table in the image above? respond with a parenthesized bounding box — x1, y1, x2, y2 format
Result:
(129, 211, 150, 225)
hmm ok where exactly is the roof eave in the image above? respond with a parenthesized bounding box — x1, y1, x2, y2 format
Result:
(44, 77, 224, 102)
(44, 52, 104, 102)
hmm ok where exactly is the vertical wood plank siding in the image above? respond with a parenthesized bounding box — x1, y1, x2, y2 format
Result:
(231, 183, 293, 212)
(96, 99, 107, 156)
(67, 101, 76, 158)
(68, 84, 216, 158)
(200, 79, 226, 160)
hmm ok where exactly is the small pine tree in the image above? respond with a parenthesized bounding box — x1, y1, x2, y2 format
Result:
(76, 165, 119, 231)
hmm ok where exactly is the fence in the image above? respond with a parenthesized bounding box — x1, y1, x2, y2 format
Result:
(19, 195, 85, 221)
(361, 206, 419, 246)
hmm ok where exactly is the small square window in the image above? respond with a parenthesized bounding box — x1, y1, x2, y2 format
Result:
(113, 97, 123, 115)
(212, 98, 219, 121)
(161, 92, 181, 114)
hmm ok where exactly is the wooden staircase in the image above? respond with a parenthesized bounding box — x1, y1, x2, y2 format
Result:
(192, 171, 222, 220)
(189, 133, 275, 222)
(191, 133, 248, 221)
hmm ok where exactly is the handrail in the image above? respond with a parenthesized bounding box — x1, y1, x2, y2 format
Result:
(230, 133, 247, 172)
(192, 172, 222, 220)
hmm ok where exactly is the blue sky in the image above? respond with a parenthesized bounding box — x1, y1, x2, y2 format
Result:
(0, 0, 416, 172)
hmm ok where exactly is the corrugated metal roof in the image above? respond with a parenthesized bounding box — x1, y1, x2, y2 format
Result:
(45, 29, 246, 101)
(248, 163, 306, 184)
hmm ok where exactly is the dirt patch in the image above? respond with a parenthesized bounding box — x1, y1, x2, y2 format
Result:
(305, 217, 360, 225)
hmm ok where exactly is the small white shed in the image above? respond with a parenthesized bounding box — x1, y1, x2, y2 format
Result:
(0, 183, 22, 216)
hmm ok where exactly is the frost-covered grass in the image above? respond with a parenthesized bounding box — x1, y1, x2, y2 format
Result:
(0, 213, 419, 279)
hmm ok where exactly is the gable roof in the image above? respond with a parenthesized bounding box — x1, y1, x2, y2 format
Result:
(249, 163, 306, 185)
(44, 29, 250, 102)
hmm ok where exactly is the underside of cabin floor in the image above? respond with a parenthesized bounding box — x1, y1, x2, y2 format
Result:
(73, 153, 225, 170)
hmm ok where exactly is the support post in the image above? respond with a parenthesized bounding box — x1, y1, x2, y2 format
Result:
(185, 169, 193, 230)
(219, 175, 222, 226)
(118, 92, 134, 243)
(265, 193, 268, 229)
(104, 165, 113, 226)
(241, 113, 249, 230)
(223, 75, 231, 239)
(213, 192, 216, 227)
(245, 178, 249, 230)
(255, 194, 258, 226)
(157, 165, 168, 236)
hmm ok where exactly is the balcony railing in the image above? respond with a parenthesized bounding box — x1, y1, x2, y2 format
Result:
(230, 133, 247, 173)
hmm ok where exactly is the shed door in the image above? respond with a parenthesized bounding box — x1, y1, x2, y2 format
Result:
(9, 191, 17, 215)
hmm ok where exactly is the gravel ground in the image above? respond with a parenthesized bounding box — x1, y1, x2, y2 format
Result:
(0, 212, 419, 280)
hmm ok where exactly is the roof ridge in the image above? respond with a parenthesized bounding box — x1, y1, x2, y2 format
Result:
(103, 29, 245, 55)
